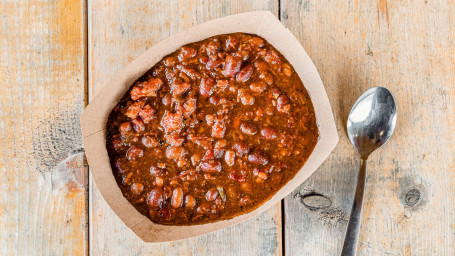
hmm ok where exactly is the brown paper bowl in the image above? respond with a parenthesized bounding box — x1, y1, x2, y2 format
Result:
(81, 11, 338, 242)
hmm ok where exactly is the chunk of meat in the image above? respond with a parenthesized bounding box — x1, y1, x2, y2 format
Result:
(206, 40, 221, 55)
(183, 95, 197, 118)
(170, 81, 191, 95)
(126, 146, 143, 161)
(225, 35, 239, 51)
(142, 135, 159, 148)
(199, 160, 222, 173)
(119, 121, 132, 136)
(178, 46, 197, 61)
(126, 101, 145, 119)
(165, 133, 185, 146)
(130, 78, 163, 100)
(216, 80, 229, 90)
(222, 55, 242, 77)
(165, 146, 187, 160)
(211, 118, 227, 138)
(161, 111, 183, 133)
(131, 118, 145, 133)
(229, 169, 248, 182)
(150, 166, 166, 177)
(138, 104, 156, 123)
(236, 64, 253, 82)
(200, 78, 215, 97)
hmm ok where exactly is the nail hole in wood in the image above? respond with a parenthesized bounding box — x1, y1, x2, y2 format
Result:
(300, 193, 332, 211)
(404, 188, 421, 207)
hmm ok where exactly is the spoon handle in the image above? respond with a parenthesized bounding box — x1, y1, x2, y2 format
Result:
(341, 158, 367, 256)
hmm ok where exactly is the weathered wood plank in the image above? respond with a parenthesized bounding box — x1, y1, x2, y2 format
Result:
(281, 0, 455, 255)
(88, 1, 282, 255)
(0, 0, 88, 255)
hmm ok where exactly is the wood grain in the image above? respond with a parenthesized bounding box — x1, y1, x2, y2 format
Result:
(87, 1, 282, 255)
(281, 0, 455, 255)
(0, 0, 88, 255)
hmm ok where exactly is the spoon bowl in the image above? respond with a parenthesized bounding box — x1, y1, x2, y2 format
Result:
(347, 87, 397, 158)
(341, 87, 397, 256)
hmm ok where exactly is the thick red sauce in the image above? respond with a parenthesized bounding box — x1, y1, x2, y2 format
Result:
(106, 33, 318, 225)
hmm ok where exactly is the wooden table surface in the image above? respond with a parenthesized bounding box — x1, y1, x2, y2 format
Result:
(1, 0, 454, 255)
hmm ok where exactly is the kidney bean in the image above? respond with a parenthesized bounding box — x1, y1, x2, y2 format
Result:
(126, 146, 143, 161)
(147, 188, 164, 209)
(178, 46, 197, 61)
(130, 183, 144, 195)
(224, 150, 235, 166)
(259, 71, 274, 85)
(282, 63, 293, 77)
(233, 142, 250, 156)
(249, 81, 267, 93)
(165, 146, 186, 160)
(240, 92, 255, 105)
(236, 64, 253, 82)
(240, 122, 258, 135)
(185, 195, 196, 208)
(264, 50, 282, 66)
(260, 127, 278, 140)
(205, 188, 219, 201)
(277, 95, 291, 113)
(142, 136, 158, 148)
(171, 187, 184, 208)
(200, 77, 215, 96)
(248, 37, 264, 47)
(200, 160, 222, 173)
(222, 54, 242, 77)
(248, 151, 269, 165)
(206, 58, 224, 70)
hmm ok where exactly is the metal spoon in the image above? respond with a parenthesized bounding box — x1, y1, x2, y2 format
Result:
(341, 87, 397, 256)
